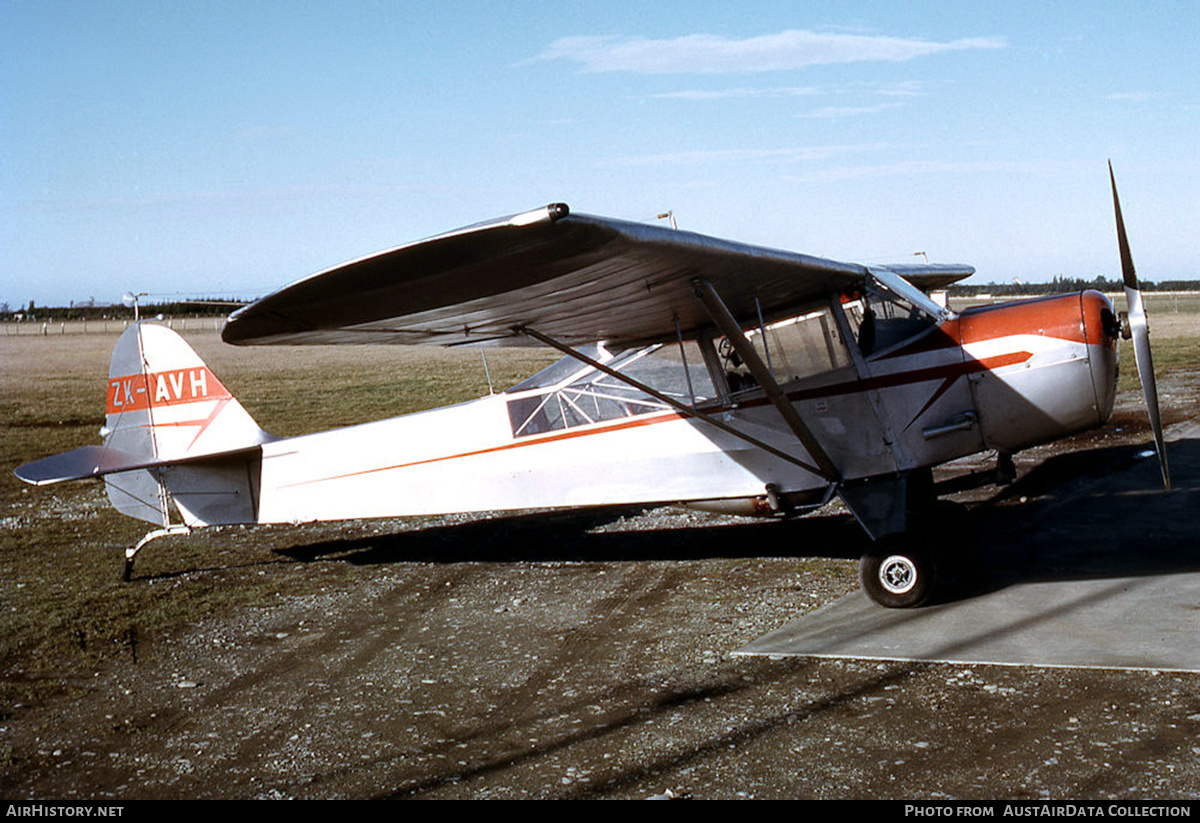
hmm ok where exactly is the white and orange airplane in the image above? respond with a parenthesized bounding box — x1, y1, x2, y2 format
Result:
(16, 165, 1169, 607)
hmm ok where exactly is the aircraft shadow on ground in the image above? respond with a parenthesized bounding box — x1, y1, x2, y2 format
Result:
(929, 437, 1197, 604)
(278, 438, 1196, 607)
(278, 504, 870, 566)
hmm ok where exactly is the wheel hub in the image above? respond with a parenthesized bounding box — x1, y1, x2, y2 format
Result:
(879, 555, 917, 595)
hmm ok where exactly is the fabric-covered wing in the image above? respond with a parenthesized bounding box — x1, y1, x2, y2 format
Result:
(222, 204, 973, 348)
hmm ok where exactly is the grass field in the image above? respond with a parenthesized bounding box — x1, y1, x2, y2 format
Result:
(2, 300, 1197, 714)
(0, 330, 560, 716)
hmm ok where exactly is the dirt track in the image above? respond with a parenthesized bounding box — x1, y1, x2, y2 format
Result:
(2, 359, 1198, 799)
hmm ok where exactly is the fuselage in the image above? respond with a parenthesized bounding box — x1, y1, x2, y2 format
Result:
(165, 290, 1120, 529)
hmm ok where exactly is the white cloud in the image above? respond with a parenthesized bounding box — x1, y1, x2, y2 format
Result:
(872, 80, 927, 97)
(1105, 91, 1171, 102)
(798, 102, 906, 119)
(784, 159, 1035, 183)
(601, 143, 894, 167)
(526, 30, 1005, 74)
(651, 86, 823, 100)
(650, 80, 926, 101)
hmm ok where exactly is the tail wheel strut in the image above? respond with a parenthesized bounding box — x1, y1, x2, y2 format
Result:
(123, 524, 191, 581)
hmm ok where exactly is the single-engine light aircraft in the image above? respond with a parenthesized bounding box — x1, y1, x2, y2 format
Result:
(16, 165, 1170, 607)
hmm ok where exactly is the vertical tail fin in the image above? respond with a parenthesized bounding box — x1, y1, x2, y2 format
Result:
(102, 322, 271, 525)
(104, 322, 268, 463)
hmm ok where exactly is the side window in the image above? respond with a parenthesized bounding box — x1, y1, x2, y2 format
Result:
(756, 306, 851, 382)
(715, 303, 851, 393)
(505, 343, 715, 438)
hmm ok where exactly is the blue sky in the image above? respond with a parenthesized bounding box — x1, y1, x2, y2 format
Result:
(3, 1, 1198, 308)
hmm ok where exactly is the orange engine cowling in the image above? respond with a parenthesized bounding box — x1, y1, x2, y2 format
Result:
(958, 290, 1119, 453)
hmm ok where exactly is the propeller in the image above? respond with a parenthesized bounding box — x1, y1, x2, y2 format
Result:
(1109, 160, 1171, 490)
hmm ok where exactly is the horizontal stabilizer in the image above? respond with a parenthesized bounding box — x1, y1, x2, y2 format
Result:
(16, 446, 145, 486)
(15, 444, 262, 486)
(14, 322, 272, 508)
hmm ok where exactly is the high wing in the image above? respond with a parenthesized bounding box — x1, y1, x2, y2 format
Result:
(222, 204, 973, 348)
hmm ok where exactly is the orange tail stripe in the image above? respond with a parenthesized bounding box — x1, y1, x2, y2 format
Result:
(106, 367, 230, 415)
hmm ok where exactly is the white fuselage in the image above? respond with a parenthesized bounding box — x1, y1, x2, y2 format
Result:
(162, 291, 1118, 530)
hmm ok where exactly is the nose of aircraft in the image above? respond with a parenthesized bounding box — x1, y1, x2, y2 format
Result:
(1081, 289, 1121, 424)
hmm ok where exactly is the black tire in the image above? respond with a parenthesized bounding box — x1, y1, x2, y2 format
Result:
(859, 542, 937, 608)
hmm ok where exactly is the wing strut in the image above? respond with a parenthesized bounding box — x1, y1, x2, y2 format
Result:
(518, 326, 833, 479)
(691, 278, 842, 482)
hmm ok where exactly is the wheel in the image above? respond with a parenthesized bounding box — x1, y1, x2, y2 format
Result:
(859, 542, 937, 608)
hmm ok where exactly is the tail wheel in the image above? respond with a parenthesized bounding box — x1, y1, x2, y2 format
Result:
(859, 542, 937, 608)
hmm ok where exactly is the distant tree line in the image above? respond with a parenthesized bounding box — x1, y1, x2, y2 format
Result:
(0, 299, 247, 322)
(949, 276, 1200, 298)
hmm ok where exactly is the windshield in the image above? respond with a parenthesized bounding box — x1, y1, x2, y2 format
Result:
(842, 288, 936, 358)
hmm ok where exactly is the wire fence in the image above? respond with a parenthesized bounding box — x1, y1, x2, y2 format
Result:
(1, 316, 225, 336)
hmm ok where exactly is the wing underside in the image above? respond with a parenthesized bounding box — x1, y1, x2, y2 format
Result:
(222, 204, 974, 348)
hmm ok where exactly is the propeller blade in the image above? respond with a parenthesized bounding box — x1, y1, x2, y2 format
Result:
(1109, 161, 1170, 490)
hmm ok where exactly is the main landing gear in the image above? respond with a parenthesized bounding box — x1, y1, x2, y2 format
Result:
(855, 468, 940, 608)
(859, 539, 938, 609)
